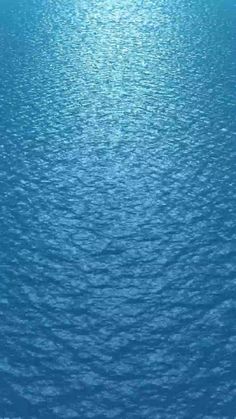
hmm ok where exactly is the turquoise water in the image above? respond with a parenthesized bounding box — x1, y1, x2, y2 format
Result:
(0, 0, 236, 417)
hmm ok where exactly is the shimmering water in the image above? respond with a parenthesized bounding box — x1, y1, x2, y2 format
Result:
(0, 0, 236, 417)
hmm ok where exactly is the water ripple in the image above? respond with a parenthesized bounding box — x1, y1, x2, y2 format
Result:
(0, 0, 236, 417)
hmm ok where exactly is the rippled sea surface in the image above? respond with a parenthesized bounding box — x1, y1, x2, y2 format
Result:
(0, 0, 236, 417)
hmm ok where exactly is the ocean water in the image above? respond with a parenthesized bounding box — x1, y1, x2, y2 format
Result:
(0, 0, 236, 417)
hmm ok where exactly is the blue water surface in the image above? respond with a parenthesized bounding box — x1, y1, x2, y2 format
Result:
(0, 0, 236, 417)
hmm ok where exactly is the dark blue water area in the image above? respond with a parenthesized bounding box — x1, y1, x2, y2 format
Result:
(0, 0, 236, 417)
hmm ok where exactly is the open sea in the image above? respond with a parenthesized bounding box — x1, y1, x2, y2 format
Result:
(0, 0, 236, 417)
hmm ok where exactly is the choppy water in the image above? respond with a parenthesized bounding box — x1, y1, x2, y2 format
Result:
(0, 0, 236, 417)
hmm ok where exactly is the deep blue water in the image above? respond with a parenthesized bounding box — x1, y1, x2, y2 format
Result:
(0, 0, 236, 417)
